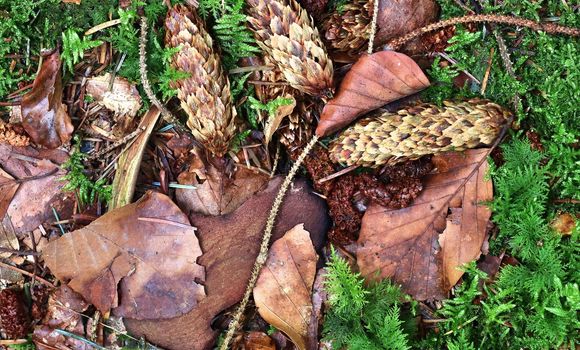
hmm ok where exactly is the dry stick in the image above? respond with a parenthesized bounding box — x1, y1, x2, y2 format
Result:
(367, 0, 380, 54)
(88, 127, 145, 161)
(220, 134, 319, 350)
(139, 17, 187, 133)
(386, 14, 580, 50)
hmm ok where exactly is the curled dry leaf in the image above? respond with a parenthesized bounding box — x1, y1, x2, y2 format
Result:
(43, 191, 206, 319)
(316, 51, 429, 137)
(176, 157, 269, 216)
(263, 96, 297, 145)
(357, 149, 493, 300)
(85, 73, 142, 118)
(0, 144, 72, 235)
(125, 179, 329, 350)
(21, 51, 73, 148)
(254, 224, 318, 350)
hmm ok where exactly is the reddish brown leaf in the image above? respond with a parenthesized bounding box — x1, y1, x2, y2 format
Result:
(241, 331, 276, 350)
(124, 178, 329, 350)
(0, 168, 20, 220)
(176, 159, 269, 216)
(357, 149, 493, 300)
(21, 51, 73, 148)
(375, 0, 439, 46)
(254, 224, 318, 350)
(42, 191, 205, 319)
(0, 144, 72, 235)
(316, 51, 430, 136)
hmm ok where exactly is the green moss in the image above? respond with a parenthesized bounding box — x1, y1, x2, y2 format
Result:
(322, 250, 412, 350)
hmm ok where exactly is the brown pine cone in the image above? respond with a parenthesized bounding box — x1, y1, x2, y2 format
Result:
(246, 0, 334, 97)
(322, 0, 372, 55)
(330, 99, 511, 167)
(165, 4, 236, 157)
(0, 120, 30, 147)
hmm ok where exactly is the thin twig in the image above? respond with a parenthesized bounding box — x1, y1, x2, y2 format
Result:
(88, 127, 145, 161)
(386, 14, 580, 50)
(367, 0, 380, 54)
(220, 135, 320, 350)
(0, 261, 55, 287)
(318, 164, 359, 183)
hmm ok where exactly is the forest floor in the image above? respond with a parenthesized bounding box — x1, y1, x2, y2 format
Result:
(0, 0, 578, 349)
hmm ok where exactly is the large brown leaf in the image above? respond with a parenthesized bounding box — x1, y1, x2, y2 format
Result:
(43, 191, 206, 320)
(357, 149, 492, 300)
(124, 178, 329, 350)
(0, 144, 72, 235)
(316, 51, 429, 137)
(176, 159, 269, 216)
(254, 224, 318, 350)
(21, 51, 73, 148)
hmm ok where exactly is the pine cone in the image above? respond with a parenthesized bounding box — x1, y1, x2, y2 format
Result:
(0, 120, 30, 147)
(330, 99, 511, 167)
(165, 4, 236, 157)
(246, 0, 334, 97)
(322, 0, 372, 55)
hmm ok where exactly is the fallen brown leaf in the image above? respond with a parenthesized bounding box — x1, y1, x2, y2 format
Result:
(357, 149, 492, 300)
(177, 159, 269, 216)
(21, 51, 74, 149)
(85, 73, 142, 131)
(316, 51, 430, 137)
(43, 191, 206, 319)
(254, 224, 318, 350)
(0, 168, 20, 221)
(125, 178, 329, 350)
(240, 331, 276, 350)
(263, 96, 297, 145)
(375, 0, 439, 46)
(0, 144, 72, 235)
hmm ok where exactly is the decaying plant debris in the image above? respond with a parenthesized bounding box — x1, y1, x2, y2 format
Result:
(0, 0, 579, 349)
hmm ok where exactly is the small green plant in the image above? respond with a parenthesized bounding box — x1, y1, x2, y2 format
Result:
(61, 138, 112, 206)
(247, 96, 294, 119)
(322, 249, 411, 350)
(61, 29, 103, 72)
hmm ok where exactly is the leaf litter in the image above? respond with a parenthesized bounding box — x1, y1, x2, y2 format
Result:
(0, 0, 577, 349)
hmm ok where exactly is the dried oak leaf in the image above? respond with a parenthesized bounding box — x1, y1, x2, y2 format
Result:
(176, 159, 269, 216)
(357, 149, 492, 300)
(254, 224, 318, 350)
(42, 191, 206, 319)
(0, 144, 72, 235)
(21, 51, 73, 149)
(124, 178, 329, 350)
(316, 51, 430, 137)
